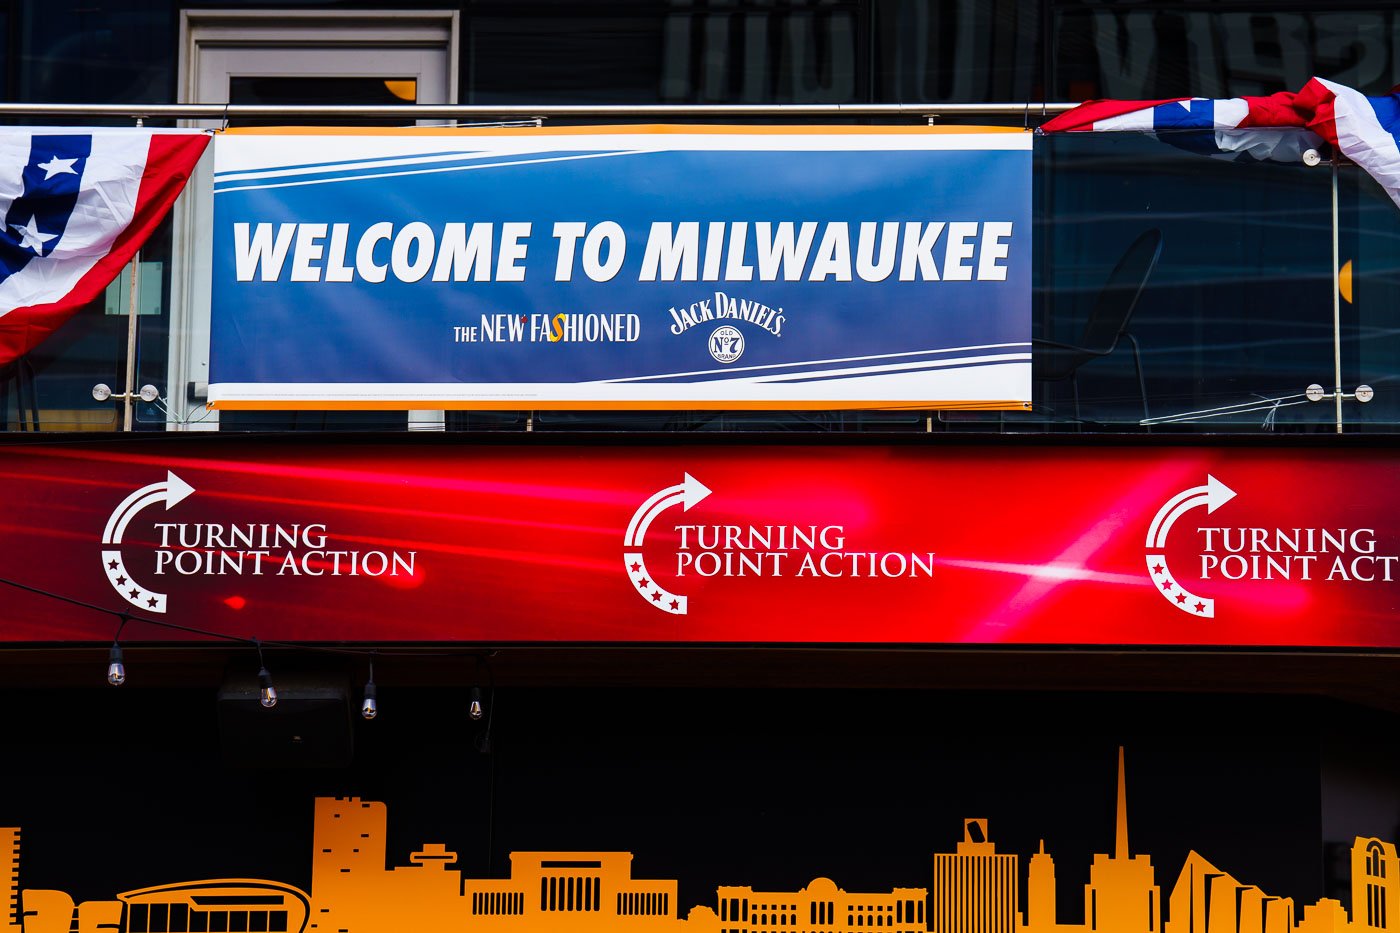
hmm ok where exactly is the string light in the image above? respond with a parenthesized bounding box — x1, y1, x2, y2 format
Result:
(255, 639, 277, 709)
(0, 575, 497, 715)
(107, 643, 125, 685)
(361, 653, 378, 720)
(106, 615, 128, 686)
(107, 643, 125, 686)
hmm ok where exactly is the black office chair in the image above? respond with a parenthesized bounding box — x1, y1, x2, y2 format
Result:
(1033, 228, 1162, 425)
(0, 353, 40, 430)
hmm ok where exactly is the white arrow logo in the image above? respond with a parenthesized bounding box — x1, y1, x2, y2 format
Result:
(100, 471, 196, 613)
(1144, 474, 1235, 617)
(623, 473, 712, 615)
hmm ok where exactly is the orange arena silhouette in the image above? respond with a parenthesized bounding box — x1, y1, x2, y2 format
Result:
(3, 749, 1396, 933)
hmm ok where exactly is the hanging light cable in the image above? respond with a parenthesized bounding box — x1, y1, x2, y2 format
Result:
(473, 654, 495, 755)
(255, 639, 277, 708)
(469, 655, 485, 720)
(361, 651, 378, 720)
(106, 614, 129, 686)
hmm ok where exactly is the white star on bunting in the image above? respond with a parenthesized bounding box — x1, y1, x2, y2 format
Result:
(36, 156, 78, 179)
(12, 216, 58, 254)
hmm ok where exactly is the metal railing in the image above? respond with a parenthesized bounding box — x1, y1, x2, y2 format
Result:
(0, 102, 1079, 122)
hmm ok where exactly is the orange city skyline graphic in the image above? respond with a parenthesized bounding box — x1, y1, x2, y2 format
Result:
(2, 749, 1395, 933)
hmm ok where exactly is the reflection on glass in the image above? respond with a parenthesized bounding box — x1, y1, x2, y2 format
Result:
(1053, 7, 1400, 102)
(227, 77, 417, 128)
(1027, 131, 1393, 432)
(467, 5, 864, 106)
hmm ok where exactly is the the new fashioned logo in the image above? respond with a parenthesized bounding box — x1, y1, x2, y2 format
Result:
(621, 473, 935, 615)
(1145, 474, 1397, 619)
(100, 472, 418, 613)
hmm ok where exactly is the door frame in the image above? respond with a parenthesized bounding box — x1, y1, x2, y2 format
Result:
(168, 9, 458, 430)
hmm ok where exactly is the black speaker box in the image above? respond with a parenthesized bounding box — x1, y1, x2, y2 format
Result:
(217, 671, 353, 768)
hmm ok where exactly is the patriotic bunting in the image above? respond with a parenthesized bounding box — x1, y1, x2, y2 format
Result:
(0, 128, 209, 365)
(1041, 78, 1400, 208)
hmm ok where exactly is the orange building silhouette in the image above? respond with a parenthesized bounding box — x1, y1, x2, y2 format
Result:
(1296, 899, 1350, 933)
(704, 876, 926, 933)
(5, 751, 1400, 933)
(308, 796, 681, 933)
(118, 880, 309, 933)
(1024, 840, 1086, 933)
(932, 819, 1018, 933)
(1353, 838, 1398, 933)
(463, 852, 677, 931)
(1083, 749, 1160, 933)
(16, 888, 123, 933)
(1164, 851, 1294, 933)
(309, 796, 466, 933)
(2, 829, 18, 933)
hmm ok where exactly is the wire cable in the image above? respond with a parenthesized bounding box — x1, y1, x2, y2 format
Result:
(0, 572, 490, 660)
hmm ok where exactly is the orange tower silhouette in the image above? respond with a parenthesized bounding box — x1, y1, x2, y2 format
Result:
(1083, 749, 1159, 933)
(1025, 841, 1062, 933)
(932, 819, 1018, 933)
(1, 829, 18, 933)
(1353, 837, 1398, 933)
(308, 796, 467, 933)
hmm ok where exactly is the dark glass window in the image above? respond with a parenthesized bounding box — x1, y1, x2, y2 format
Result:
(1052, 5, 1400, 101)
(17, 0, 172, 106)
(466, 1, 866, 107)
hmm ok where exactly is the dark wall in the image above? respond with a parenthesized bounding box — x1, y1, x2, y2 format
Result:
(8, 685, 1394, 918)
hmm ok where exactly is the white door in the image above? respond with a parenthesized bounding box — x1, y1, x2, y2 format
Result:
(169, 10, 457, 430)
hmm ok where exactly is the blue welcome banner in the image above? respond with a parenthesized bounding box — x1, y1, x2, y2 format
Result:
(209, 127, 1031, 410)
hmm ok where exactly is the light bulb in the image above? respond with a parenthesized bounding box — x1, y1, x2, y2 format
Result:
(469, 685, 484, 720)
(258, 667, 277, 708)
(107, 643, 126, 686)
(361, 682, 378, 720)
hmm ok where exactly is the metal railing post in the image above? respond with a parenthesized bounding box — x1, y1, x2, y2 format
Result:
(122, 252, 140, 431)
(1331, 157, 1343, 434)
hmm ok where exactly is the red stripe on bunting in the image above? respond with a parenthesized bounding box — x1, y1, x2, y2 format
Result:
(1291, 78, 1341, 147)
(1235, 90, 1312, 129)
(1038, 98, 1191, 133)
(0, 132, 209, 366)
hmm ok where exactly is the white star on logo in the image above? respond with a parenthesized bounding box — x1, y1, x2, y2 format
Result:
(11, 216, 57, 255)
(35, 156, 78, 180)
